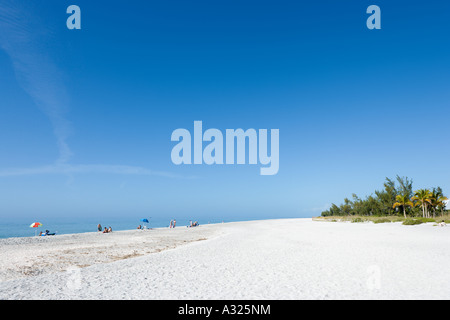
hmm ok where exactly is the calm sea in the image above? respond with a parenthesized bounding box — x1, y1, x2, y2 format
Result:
(0, 217, 227, 239)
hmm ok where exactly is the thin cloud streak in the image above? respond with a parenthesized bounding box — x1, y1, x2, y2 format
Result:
(0, 2, 186, 180)
(0, 164, 194, 179)
(0, 1, 72, 164)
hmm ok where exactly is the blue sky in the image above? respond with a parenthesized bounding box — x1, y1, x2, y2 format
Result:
(0, 0, 450, 223)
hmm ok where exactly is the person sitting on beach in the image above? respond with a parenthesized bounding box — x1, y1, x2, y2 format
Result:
(188, 221, 199, 227)
(45, 230, 55, 236)
(438, 221, 446, 227)
(108, 226, 112, 233)
(137, 225, 142, 230)
(39, 231, 46, 236)
(103, 227, 109, 233)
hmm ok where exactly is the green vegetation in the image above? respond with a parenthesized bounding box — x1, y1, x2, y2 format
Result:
(372, 218, 392, 224)
(321, 176, 448, 219)
(314, 215, 403, 223)
(420, 218, 437, 223)
(403, 219, 424, 226)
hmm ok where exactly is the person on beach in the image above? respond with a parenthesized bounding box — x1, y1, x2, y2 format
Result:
(169, 220, 173, 228)
(108, 226, 112, 233)
(137, 225, 142, 230)
(103, 227, 109, 233)
(188, 221, 198, 227)
(97, 224, 102, 232)
(173, 219, 176, 228)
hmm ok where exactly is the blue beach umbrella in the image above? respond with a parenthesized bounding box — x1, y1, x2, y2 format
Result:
(140, 218, 150, 229)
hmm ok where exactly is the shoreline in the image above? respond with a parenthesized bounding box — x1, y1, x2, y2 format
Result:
(1, 218, 449, 300)
(0, 217, 298, 240)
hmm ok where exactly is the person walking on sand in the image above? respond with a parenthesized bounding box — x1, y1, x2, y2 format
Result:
(169, 220, 173, 228)
(173, 219, 176, 228)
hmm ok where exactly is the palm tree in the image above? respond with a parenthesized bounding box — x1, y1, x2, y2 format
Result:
(393, 194, 414, 219)
(438, 196, 449, 216)
(430, 188, 448, 217)
(411, 189, 433, 218)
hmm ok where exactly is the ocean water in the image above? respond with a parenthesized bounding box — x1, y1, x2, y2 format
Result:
(0, 217, 226, 239)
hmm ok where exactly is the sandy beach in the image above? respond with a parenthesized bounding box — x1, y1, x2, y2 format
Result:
(1, 218, 449, 300)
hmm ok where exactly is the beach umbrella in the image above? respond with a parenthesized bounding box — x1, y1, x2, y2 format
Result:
(140, 218, 150, 229)
(30, 222, 42, 236)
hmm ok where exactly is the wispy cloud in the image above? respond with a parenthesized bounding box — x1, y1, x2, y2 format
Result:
(0, 2, 181, 180)
(0, 164, 191, 179)
(0, 1, 72, 164)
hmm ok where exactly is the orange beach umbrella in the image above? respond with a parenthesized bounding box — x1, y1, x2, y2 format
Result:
(30, 222, 42, 228)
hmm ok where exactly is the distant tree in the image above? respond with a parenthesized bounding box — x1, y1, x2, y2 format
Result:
(393, 194, 414, 219)
(395, 175, 414, 199)
(374, 178, 397, 215)
(412, 189, 433, 218)
(320, 176, 447, 219)
(340, 198, 353, 216)
(430, 188, 448, 217)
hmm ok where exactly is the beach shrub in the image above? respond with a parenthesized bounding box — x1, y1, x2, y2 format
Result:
(373, 218, 391, 224)
(403, 219, 424, 226)
(418, 218, 436, 223)
(351, 218, 365, 223)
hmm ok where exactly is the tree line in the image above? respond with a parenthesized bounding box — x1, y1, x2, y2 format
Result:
(321, 176, 448, 218)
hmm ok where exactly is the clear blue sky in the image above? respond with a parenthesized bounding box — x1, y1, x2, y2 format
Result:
(0, 0, 449, 223)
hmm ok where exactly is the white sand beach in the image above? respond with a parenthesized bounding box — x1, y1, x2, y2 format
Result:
(1, 218, 449, 300)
